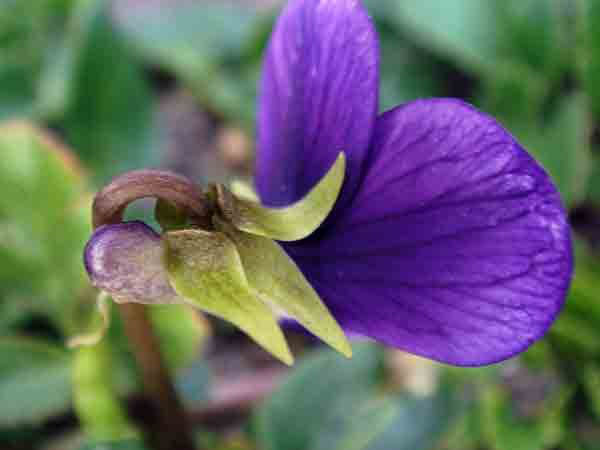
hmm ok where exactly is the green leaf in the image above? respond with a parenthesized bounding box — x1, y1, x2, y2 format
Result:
(149, 304, 210, 371)
(78, 440, 148, 450)
(164, 229, 293, 365)
(512, 93, 591, 207)
(580, 0, 600, 119)
(0, 121, 91, 333)
(114, 2, 260, 66)
(217, 153, 345, 242)
(583, 363, 600, 420)
(550, 240, 600, 356)
(479, 379, 570, 450)
(377, 34, 442, 112)
(73, 341, 139, 441)
(0, 0, 72, 119)
(215, 217, 351, 358)
(0, 62, 37, 119)
(63, 0, 159, 183)
(113, 1, 264, 126)
(36, 18, 80, 120)
(388, 0, 499, 73)
(0, 337, 72, 426)
(256, 343, 460, 450)
(255, 344, 382, 450)
(389, 0, 567, 78)
(365, 384, 458, 450)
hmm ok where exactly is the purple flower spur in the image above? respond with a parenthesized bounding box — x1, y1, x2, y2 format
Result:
(84, 0, 572, 366)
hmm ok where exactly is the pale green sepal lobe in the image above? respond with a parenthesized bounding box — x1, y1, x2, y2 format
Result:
(230, 179, 259, 202)
(215, 217, 352, 358)
(218, 152, 346, 241)
(164, 229, 293, 365)
(68, 291, 111, 348)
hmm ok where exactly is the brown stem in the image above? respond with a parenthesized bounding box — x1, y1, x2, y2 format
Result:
(92, 170, 203, 450)
(92, 169, 212, 229)
(119, 303, 196, 450)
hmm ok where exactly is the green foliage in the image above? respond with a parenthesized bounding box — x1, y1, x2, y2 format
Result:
(365, 384, 457, 450)
(256, 345, 458, 450)
(255, 344, 383, 450)
(0, 0, 73, 119)
(114, 1, 267, 127)
(387, 0, 568, 79)
(62, 0, 159, 184)
(512, 93, 591, 207)
(0, 338, 72, 426)
(479, 383, 570, 450)
(580, 0, 600, 119)
(78, 440, 148, 450)
(0, 122, 91, 334)
(0, 0, 159, 183)
(550, 240, 600, 356)
(73, 342, 139, 441)
(149, 304, 209, 372)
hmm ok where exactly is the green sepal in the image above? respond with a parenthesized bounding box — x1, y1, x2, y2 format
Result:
(217, 152, 346, 241)
(164, 229, 293, 365)
(215, 216, 352, 358)
(229, 178, 259, 202)
(68, 291, 111, 348)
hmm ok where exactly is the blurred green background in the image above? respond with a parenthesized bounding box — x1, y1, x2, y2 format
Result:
(1, 0, 599, 449)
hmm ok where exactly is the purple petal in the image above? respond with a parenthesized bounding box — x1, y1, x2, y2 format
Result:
(84, 221, 180, 304)
(286, 99, 573, 366)
(256, 0, 379, 218)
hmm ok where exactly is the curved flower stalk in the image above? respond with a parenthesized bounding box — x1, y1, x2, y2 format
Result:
(82, 0, 572, 367)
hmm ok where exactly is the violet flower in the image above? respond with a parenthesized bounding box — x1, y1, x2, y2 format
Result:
(255, 0, 572, 365)
(84, 0, 572, 366)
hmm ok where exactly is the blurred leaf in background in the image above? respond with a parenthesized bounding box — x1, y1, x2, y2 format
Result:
(0, 338, 72, 427)
(78, 440, 149, 450)
(0, 0, 161, 184)
(0, 0, 73, 119)
(113, 0, 271, 128)
(62, 0, 161, 184)
(256, 344, 460, 450)
(0, 122, 91, 335)
(515, 93, 591, 208)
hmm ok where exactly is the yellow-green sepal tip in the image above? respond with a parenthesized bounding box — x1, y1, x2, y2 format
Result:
(164, 228, 294, 366)
(215, 216, 352, 359)
(219, 152, 346, 242)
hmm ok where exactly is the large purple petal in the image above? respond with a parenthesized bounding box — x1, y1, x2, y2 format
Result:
(256, 0, 379, 218)
(286, 99, 572, 366)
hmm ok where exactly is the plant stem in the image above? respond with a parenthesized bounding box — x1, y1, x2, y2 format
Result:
(91, 169, 204, 450)
(92, 169, 212, 229)
(119, 303, 197, 450)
